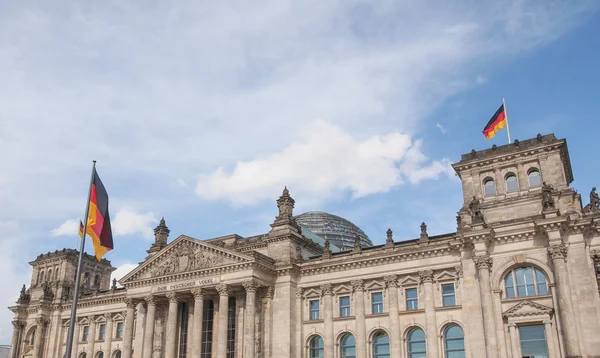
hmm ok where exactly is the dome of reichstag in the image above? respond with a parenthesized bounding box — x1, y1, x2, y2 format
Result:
(295, 211, 373, 250)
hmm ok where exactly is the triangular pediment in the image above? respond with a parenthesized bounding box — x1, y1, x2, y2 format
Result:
(120, 235, 253, 284)
(434, 270, 457, 282)
(503, 300, 553, 318)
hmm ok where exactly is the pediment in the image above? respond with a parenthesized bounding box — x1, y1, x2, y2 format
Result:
(303, 287, 321, 298)
(333, 283, 352, 295)
(365, 280, 384, 291)
(399, 276, 420, 286)
(503, 300, 553, 318)
(120, 235, 253, 284)
(434, 270, 457, 282)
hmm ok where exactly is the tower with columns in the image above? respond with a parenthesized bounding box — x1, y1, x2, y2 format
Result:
(8, 133, 600, 358)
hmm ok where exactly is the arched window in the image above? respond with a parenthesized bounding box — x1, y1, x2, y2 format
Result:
(505, 173, 518, 192)
(340, 333, 356, 358)
(55, 268, 60, 280)
(78, 353, 87, 358)
(528, 169, 541, 187)
(83, 272, 90, 285)
(96, 352, 104, 358)
(407, 328, 426, 358)
(372, 331, 390, 358)
(113, 351, 121, 358)
(29, 328, 36, 345)
(444, 325, 465, 358)
(47, 270, 53, 282)
(309, 336, 324, 358)
(483, 178, 496, 196)
(39, 271, 45, 283)
(504, 267, 548, 298)
(94, 275, 101, 287)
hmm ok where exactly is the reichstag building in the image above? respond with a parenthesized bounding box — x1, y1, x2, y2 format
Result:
(8, 133, 600, 358)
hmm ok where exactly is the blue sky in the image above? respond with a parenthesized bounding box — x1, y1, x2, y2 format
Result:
(1, 0, 600, 344)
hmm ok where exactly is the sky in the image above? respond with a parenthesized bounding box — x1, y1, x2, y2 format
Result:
(1, 0, 600, 344)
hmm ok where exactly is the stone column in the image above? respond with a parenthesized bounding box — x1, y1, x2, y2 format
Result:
(88, 316, 97, 357)
(165, 292, 180, 358)
(321, 283, 334, 358)
(295, 288, 303, 358)
(419, 270, 439, 358)
(122, 299, 136, 358)
(10, 321, 24, 358)
(384, 275, 401, 358)
(493, 290, 509, 358)
(351, 280, 367, 358)
(474, 255, 498, 358)
(547, 244, 581, 357)
(216, 284, 230, 358)
(104, 314, 114, 356)
(264, 286, 274, 358)
(133, 302, 146, 358)
(508, 322, 520, 358)
(31, 317, 47, 358)
(191, 289, 205, 357)
(142, 296, 157, 358)
(243, 280, 258, 358)
(71, 319, 81, 358)
(544, 319, 556, 358)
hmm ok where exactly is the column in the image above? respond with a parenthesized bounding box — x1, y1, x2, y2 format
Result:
(87, 316, 97, 358)
(264, 287, 274, 358)
(142, 296, 157, 358)
(191, 289, 205, 358)
(547, 244, 581, 357)
(321, 283, 334, 358)
(493, 290, 509, 358)
(104, 314, 114, 357)
(216, 284, 230, 358)
(295, 288, 303, 358)
(384, 275, 401, 358)
(351, 280, 367, 358)
(243, 280, 258, 358)
(10, 321, 24, 358)
(133, 302, 146, 358)
(508, 322, 520, 358)
(474, 255, 498, 358)
(165, 292, 180, 358)
(31, 318, 46, 358)
(71, 319, 81, 358)
(419, 270, 439, 358)
(544, 319, 556, 358)
(122, 299, 136, 358)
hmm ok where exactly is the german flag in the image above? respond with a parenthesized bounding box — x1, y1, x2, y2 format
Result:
(83, 168, 113, 261)
(482, 104, 507, 140)
(79, 220, 84, 238)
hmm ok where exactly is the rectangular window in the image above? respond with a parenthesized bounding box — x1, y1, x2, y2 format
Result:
(115, 322, 124, 339)
(309, 300, 320, 320)
(82, 326, 89, 342)
(519, 324, 548, 358)
(201, 300, 214, 358)
(98, 324, 106, 341)
(339, 296, 351, 317)
(179, 302, 190, 358)
(371, 292, 383, 314)
(226, 297, 236, 358)
(406, 288, 418, 310)
(442, 283, 456, 307)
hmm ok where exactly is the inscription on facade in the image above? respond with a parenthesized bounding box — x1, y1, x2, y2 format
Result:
(153, 277, 220, 293)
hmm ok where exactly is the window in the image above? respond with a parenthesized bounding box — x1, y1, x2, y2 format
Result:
(406, 288, 418, 310)
(180, 302, 190, 358)
(115, 322, 124, 339)
(98, 324, 106, 341)
(201, 299, 214, 358)
(340, 333, 356, 358)
(113, 351, 121, 358)
(407, 328, 426, 358)
(309, 300, 320, 320)
(79, 354, 87, 358)
(506, 173, 518, 192)
(82, 326, 89, 342)
(372, 331, 390, 358)
(48, 270, 53, 282)
(83, 272, 90, 285)
(372, 292, 383, 314)
(519, 325, 548, 358)
(483, 177, 496, 196)
(504, 267, 548, 298)
(94, 275, 101, 288)
(40, 271, 45, 283)
(309, 336, 324, 358)
(528, 169, 541, 187)
(444, 325, 465, 358)
(442, 284, 456, 307)
(55, 268, 60, 280)
(96, 352, 104, 358)
(226, 297, 236, 358)
(30, 328, 36, 345)
(339, 296, 351, 317)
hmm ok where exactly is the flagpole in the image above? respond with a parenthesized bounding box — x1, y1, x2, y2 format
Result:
(65, 160, 96, 358)
(503, 97, 511, 144)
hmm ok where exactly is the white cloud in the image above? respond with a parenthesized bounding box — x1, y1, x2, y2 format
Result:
(436, 123, 447, 134)
(111, 263, 139, 287)
(112, 208, 157, 240)
(196, 120, 454, 205)
(51, 219, 79, 237)
(476, 74, 488, 84)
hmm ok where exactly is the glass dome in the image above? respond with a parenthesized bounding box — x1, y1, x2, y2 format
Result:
(295, 211, 373, 250)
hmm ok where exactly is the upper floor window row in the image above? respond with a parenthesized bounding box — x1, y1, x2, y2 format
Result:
(483, 168, 542, 196)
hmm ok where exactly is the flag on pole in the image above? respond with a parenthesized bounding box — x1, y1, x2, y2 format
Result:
(79, 220, 84, 238)
(84, 168, 113, 261)
(482, 104, 507, 140)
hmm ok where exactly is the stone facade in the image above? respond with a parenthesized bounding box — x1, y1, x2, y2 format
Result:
(8, 133, 600, 358)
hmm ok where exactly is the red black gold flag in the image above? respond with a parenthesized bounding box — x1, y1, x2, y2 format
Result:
(79, 220, 84, 239)
(84, 169, 113, 261)
(482, 104, 507, 140)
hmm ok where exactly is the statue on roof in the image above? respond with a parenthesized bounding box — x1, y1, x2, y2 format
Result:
(542, 182, 556, 211)
(591, 187, 599, 210)
(277, 186, 295, 219)
(469, 196, 484, 224)
(420, 222, 428, 241)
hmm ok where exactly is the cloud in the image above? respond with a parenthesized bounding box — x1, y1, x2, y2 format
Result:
(196, 120, 454, 205)
(112, 208, 158, 240)
(51, 219, 79, 237)
(436, 123, 447, 134)
(476, 74, 488, 84)
(111, 263, 138, 287)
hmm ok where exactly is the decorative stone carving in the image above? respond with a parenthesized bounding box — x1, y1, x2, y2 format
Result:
(295, 287, 303, 299)
(125, 298, 136, 309)
(542, 182, 556, 211)
(12, 320, 25, 329)
(112, 278, 117, 291)
(150, 242, 230, 277)
(454, 264, 464, 278)
(191, 288, 205, 299)
(385, 228, 394, 248)
(419, 270, 434, 283)
(41, 282, 54, 301)
(17, 285, 30, 304)
(322, 239, 331, 259)
(584, 187, 600, 213)
(420, 222, 428, 241)
(165, 292, 179, 303)
(276, 186, 294, 220)
(351, 280, 364, 292)
(243, 280, 259, 293)
(469, 196, 484, 224)
(503, 300, 553, 318)
(104, 313, 113, 321)
(320, 283, 333, 296)
(384, 275, 398, 288)
(265, 286, 275, 299)
(547, 244, 567, 259)
(473, 255, 493, 269)
(352, 235, 362, 254)
(216, 283, 229, 296)
(145, 295, 157, 306)
(35, 317, 49, 326)
(456, 215, 463, 230)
